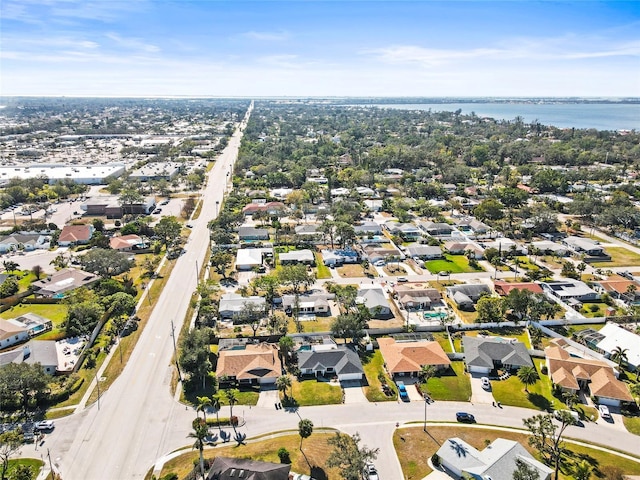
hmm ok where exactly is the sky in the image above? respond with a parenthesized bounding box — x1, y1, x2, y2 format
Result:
(1, 0, 639, 97)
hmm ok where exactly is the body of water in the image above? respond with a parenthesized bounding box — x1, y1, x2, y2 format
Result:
(356, 103, 640, 131)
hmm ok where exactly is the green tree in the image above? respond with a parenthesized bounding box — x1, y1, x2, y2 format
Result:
(252, 275, 279, 313)
(81, 248, 133, 277)
(278, 336, 294, 365)
(196, 396, 212, 423)
(419, 365, 437, 391)
(331, 312, 367, 344)
(0, 431, 22, 480)
(179, 328, 212, 391)
(277, 375, 292, 400)
(211, 394, 222, 433)
(513, 458, 541, 480)
(517, 366, 539, 393)
(64, 301, 105, 337)
(223, 388, 239, 433)
(298, 418, 313, 451)
(0, 277, 19, 299)
(277, 264, 315, 295)
(610, 346, 628, 370)
(210, 251, 233, 279)
(10, 464, 34, 480)
(326, 432, 379, 480)
(155, 216, 182, 247)
(574, 460, 592, 480)
(103, 292, 137, 318)
(188, 417, 208, 480)
(0, 363, 49, 414)
(474, 198, 504, 221)
(504, 288, 533, 323)
(119, 187, 144, 215)
(475, 296, 505, 323)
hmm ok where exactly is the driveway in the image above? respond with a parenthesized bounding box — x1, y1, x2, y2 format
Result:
(257, 385, 280, 409)
(342, 380, 368, 404)
(469, 373, 496, 405)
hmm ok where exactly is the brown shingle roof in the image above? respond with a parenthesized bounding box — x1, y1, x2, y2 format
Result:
(58, 225, 92, 243)
(378, 337, 450, 375)
(216, 343, 281, 382)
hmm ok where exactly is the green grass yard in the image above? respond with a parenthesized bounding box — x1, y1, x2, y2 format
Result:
(315, 253, 332, 279)
(420, 361, 471, 402)
(425, 254, 483, 274)
(0, 302, 68, 340)
(286, 378, 343, 406)
(592, 246, 640, 268)
(362, 349, 397, 402)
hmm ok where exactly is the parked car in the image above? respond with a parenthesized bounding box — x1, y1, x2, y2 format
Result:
(456, 412, 475, 423)
(480, 377, 491, 389)
(34, 420, 54, 432)
(397, 277, 408, 282)
(363, 463, 379, 480)
(160, 200, 170, 205)
(554, 409, 580, 423)
(396, 381, 409, 401)
(153, 209, 162, 214)
(598, 404, 611, 419)
(373, 260, 386, 267)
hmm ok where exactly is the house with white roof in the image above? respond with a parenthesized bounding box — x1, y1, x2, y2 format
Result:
(235, 248, 263, 270)
(540, 280, 600, 303)
(218, 293, 266, 320)
(595, 323, 640, 371)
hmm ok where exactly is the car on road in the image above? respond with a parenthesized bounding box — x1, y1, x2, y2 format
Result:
(373, 260, 386, 267)
(439, 270, 450, 276)
(554, 409, 580, 423)
(186, 223, 193, 228)
(363, 463, 379, 480)
(160, 200, 169, 205)
(397, 277, 408, 282)
(34, 420, 54, 432)
(480, 377, 491, 389)
(456, 412, 475, 423)
(396, 381, 409, 401)
(153, 209, 162, 214)
(598, 404, 611, 419)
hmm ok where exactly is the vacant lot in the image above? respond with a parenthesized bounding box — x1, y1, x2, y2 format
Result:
(425, 254, 482, 274)
(592, 246, 640, 268)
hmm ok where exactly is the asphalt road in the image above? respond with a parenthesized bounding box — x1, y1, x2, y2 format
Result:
(36, 105, 252, 480)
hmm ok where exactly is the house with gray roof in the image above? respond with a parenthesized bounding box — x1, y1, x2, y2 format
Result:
(540, 280, 600, 303)
(354, 221, 383, 236)
(218, 293, 266, 320)
(278, 249, 315, 265)
(0, 340, 59, 375)
(206, 456, 290, 480)
(419, 221, 454, 237)
(435, 437, 552, 480)
(282, 293, 334, 316)
(0, 233, 50, 253)
(237, 226, 269, 241)
(356, 284, 391, 318)
(297, 344, 364, 382)
(463, 336, 533, 374)
(406, 245, 443, 260)
(445, 284, 491, 310)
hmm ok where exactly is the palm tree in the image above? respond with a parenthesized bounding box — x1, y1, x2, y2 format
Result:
(298, 418, 313, 450)
(189, 417, 208, 480)
(562, 391, 580, 409)
(223, 388, 238, 433)
(210, 394, 222, 433)
(196, 396, 212, 423)
(630, 382, 640, 404)
(419, 365, 437, 391)
(611, 346, 629, 370)
(574, 459, 592, 480)
(517, 366, 539, 393)
(277, 374, 292, 400)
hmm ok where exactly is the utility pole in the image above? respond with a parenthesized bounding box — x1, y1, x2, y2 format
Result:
(171, 320, 182, 382)
(47, 449, 55, 480)
(95, 372, 101, 410)
(423, 395, 428, 432)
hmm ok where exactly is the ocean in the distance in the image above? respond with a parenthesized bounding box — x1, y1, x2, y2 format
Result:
(356, 103, 639, 131)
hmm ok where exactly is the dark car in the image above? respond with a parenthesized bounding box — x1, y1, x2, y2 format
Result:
(456, 412, 475, 423)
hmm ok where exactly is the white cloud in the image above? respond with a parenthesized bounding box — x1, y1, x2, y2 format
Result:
(241, 30, 290, 42)
(105, 33, 160, 53)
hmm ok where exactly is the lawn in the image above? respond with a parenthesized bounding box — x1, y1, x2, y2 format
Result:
(362, 349, 397, 402)
(287, 316, 334, 334)
(425, 254, 482, 274)
(153, 433, 341, 480)
(6, 458, 44, 479)
(580, 302, 613, 317)
(419, 361, 471, 402)
(461, 327, 532, 349)
(315, 253, 332, 279)
(447, 300, 478, 324)
(492, 359, 564, 412)
(286, 378, 343, 406)
(623, 416, 640, 436)
(336, 264, 367, 278)
(433, 332, 453, 353)
(0, 303, 68, 340)
(592, 246, 640, 268)
(219, 388, 260, 406)
(394, 425, 640, 480)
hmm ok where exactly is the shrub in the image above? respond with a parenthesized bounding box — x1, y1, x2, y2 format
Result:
(160, 474, 178, 480)
(277, 447, 291, 464)
(589, 304, 600, 313)
(540, 365, 548, 375)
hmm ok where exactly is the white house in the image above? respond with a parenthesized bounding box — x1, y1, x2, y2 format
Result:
(0, 319, 29, 349)
(595, 323, 640, 371)
(235, 248, 263, 271)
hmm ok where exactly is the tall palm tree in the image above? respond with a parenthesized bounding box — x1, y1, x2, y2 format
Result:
(189, 417, 208, 480)
(574, 459, 592, 480)
(196, 396, 212, 423)
(562, 391, 580, 409)
(223, 388, 238, 433)
(517, 366, 539, 393)
(298, 418, 313, 451)
(277, 374, 292, 400)
(611, 346, 629, 370)
(210, 394, 222, 434)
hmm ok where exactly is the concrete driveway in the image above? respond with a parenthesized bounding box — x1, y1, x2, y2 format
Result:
(469, 373, 496, 405)
(342, 380, 367, 403)
(257, 385, 280, 408)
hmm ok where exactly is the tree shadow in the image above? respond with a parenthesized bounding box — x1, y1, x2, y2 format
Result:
(527, 393, 552, 412)
(233, 431, 247, 446)
(282, 397, 300, 413)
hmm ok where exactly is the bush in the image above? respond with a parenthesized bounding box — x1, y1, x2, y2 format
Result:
(160, 474, 178, 480)
(589, 304, 600, 313)
(540, 365, 548, 375)
(277, 447, 291, 464)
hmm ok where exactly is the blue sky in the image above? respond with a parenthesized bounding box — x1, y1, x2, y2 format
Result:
(1, 0, 639, 97)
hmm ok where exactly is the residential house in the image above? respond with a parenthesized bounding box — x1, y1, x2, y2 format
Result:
(455, 217, 490, 235)
(294, 224, 321, 238)
(595, 323, 640, 371)
(242, 201, 286, 216)
(435, 437, 552, 480)
(0, 233, 49, 253)
(355, 186, 376, 197)
(592, 277, 640, 305)
(31, 268, 99, 298)
(546, 340, 633, 406)
(563, 236, 607, 257)
(321, 248, 359, 266)
(529, 240, 570, 257)
(238, 226, 270, 241)
(218, 293, 266, 320)
(297, 344, 364, 381)
(57, 224, 94, 246)
(235, 248, 263, 271)
(215, 342, 281, 385)
(354, 221, 383, 236)
(463, 336, 533, 374)
(0, 341, 59, 375)
(5, 313, 51, 338)
(378, 337, 450, 378)
(419, 221, 454, 237)
(0, 319, 29, 349)
(406, 245, 443, 260)
(364, 199, 383, 212)
(386, 222, 422, 241)
(445, 284, 491, 310)
(483, 238, 523, 254)
(278, 249, 315, 265)
(356, 284, 391, 318)
(443, 241, 484, 259)
(493, 280, 543, 296)
(540, 280, 600, 306)
(206, 457, 290, 480)
(282, 293, 334, 316)
(393, 284, 442, 310)
(109, 234, 145, 252)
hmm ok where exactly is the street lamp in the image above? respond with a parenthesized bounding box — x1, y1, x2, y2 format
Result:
(215, 200, 219, 217)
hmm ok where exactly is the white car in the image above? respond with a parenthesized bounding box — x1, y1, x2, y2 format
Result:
(34, 420, 54, 431)
(363, 463, 379, 480)
(480, 377, 491, 389)
(598, 404, 611, 418)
